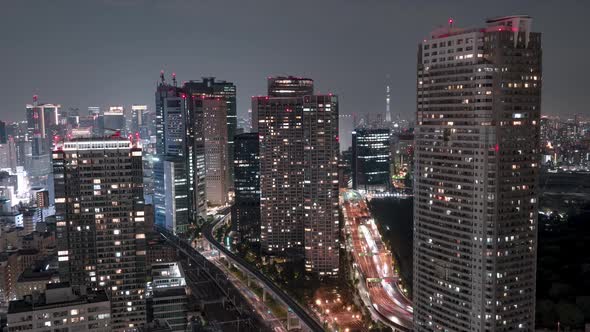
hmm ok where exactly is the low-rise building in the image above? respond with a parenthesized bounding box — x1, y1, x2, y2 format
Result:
(16, 256, 60, 299)
(7, 283, 111, 331)
(146, 236, 176, 267)
(147, 262, 188, 332)
(0, 249, 42, 302)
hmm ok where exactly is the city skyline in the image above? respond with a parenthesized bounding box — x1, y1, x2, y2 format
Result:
(1, 2, 590, 331)
(1, 1, 587, 128)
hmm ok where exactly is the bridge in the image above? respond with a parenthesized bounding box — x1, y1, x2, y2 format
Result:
(201, 208, 325, 332)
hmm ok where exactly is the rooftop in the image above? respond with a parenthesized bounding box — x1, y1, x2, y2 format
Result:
(8, 285, 109, 314)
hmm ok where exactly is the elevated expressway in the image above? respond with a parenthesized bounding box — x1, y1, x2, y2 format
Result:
(342, 190, 414, 331)
(200, 208, 325, 332)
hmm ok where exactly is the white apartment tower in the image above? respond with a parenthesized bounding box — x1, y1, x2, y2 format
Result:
(413, 16, 541, 332)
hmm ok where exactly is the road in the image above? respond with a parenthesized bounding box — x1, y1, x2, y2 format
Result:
(342, 190, 413, 331)
(157, 226, 268, 331)
(202, 209, 325, 332)
(205, 249, 287, 332)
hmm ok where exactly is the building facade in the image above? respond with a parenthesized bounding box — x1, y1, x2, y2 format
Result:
(253, 76, 339, 276)
(413, 16, 541, 331)
(232, 133, 260, 244)
(391, 132, 414, 190)
(26, 97, 60, 190)
(202, 98, 229, 206)
(351, 128, 391, 192)
(183, 78, 236, 192)
(154, 80, 192, 234)
(103, 106, 126, 135)
(7, 283, 111, 332)
(146, 262, 188, 332)
(53, 138, 147, 331)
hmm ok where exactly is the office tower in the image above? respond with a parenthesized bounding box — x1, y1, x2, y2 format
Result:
(232, 133, 260, 243)
(0, 137, 17, 171)
(0, 121, 7, 144)
(183, 78, 236, 190)
(7, 283, 111, 332)
(180, 83, 209, 221)
(391, 132, 414, 190)
(413, 16, 541, 331)
(338, 147, 353, 189)
(26, 97, 60, 146)
(339, 113, 354, 150)
(253, 76, 339, 276)
(104, 106, 126, 135)
(15, 140, 31, 170)
(53, 138, 147, 331)
(202, 98, 229, 206)
(351, 128, 391, 192)
(131, 105, 145, 133)
(154, 79, 191, 234)
(87, 107, 103, 136)
(131, 105, 150, 138)
(26, 96, 60, 187)
(146, 262, 188, 332)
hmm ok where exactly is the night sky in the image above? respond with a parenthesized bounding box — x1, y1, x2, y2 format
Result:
(1, 0, 588, 147)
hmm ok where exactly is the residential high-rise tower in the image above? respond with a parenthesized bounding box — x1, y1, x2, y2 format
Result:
(26, 96, 61, 189)
(53, 137, 147, 331)
(413, 16, 541, 331)
(202, 98, 229, 206)
(253, 76, 339, 276)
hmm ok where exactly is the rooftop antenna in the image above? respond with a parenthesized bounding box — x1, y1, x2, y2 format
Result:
(160, 70, 165, 84)
(448, 18, 454, 28)
(172, 72, 177, 87)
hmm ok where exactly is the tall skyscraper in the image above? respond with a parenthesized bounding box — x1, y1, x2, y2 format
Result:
(232, 132, 260, 244)
(53, 137, 147, 331)
(26, 96, 61, 185)
(0, 137, 17, 172)
(253, 76, 339, 276)
(202, 98, 229, 206)
(0, 121, 7, 144)
(154, 78, 192, 234)
(413, 16, 541, 331)
(183, 78, 236, 190)
(351, 128, 391, 192)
